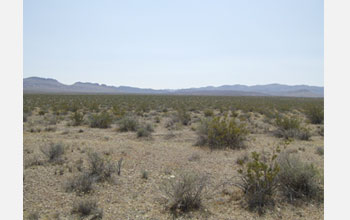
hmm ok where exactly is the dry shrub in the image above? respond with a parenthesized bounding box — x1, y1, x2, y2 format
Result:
(277, 153, 323, 203)
(162, 172, 209, 215)
(71, 199, 103, 219)
(65, 172, 94, 195)
(40, 143, 65, 164)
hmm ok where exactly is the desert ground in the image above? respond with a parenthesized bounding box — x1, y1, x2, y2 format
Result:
(23, 94, 324, 220)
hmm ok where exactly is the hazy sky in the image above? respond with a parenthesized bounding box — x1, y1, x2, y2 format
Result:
(24, 0, 323, 89)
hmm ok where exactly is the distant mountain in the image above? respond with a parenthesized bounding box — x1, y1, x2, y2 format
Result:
(23, 77, 323, 97)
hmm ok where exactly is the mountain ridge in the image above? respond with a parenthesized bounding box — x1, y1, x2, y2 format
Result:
(23, 77, 324, 97)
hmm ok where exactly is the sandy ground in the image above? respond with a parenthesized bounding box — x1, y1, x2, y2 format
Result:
(23, 112, 324, 220)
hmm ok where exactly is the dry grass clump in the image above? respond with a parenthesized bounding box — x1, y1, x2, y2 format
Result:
(88, 111, 113, 128)
(161, 172, 209, 215)
(236, 151, 280, 214)
(277, 153, 323, 203)
(196, 116, 248, 150)
(40, 143, 65, 164)
(71, 199, 103, 219)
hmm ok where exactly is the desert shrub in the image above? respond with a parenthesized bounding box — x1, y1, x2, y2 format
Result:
(40, 143, 64, 163)
(23, 114, 28, 122)
(89, 111, 112, 128)
(305, 105, 324, 124)
(162, 172, 208, 215)
(204, 109, 214, 117)
(141, 170, 149, 179)
(137, 123, 154, 138)
(154, 116, 161, 123)
(318, 126, 324, 137)
(196, 116, 248, 150)
(27, 212, 39, 220)
(118, 116, 139, 132)
(65, 172, 94, 195)
(274, 115, 310, 140)
(44, 126, 57, 132)
(112, 105, 125, 118)
(316, 146, 324, 156)
(24, 154, 44, 168)
(38, 110, 46, 115)
(236, 151, 280, 214)
(70, 111, 84, 126)
(177, 109, 191, 126)
(277, 153, 323, 203)
(71, 199, 103, 219)
(87, 152, 116, 182)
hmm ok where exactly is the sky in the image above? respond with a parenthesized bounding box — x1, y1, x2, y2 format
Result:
(24, 0, 324, 89)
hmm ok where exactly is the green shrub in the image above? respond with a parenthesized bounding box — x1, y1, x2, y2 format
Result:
(177, 109, 191, 126)
(89, 111, 112, 128)
(277, 153, 323, 203)
(236, 151, 280, 214)
(70, 111, 84, 126)
(196, 116, 248, 149)
(204, 109, 214, 117)
(305, 105, 324, 124)
(71, 199, 103, 219)
(274, 115, 310, 140)
(161, 172, 208, 215)
(118, 116, 139, 132)
(40, 143, 64, 163)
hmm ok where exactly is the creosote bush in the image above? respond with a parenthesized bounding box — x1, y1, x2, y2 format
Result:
(305, 105, 324, 124)
(236, 151, 280, 214)
(40, 143, 64, 163)
(89, 111, 113, 128)
(277, 153, 323, 203)
(70, 111, 84, 126)
(196, 116, 248, 149)
(274, 115, 311, 140)
(204, 109, 214, 117)
(118, 116, 139, 132)
(177, 109, 191, 126)
(162, 172, 209, 215)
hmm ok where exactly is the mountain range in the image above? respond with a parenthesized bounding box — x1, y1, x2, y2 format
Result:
(23, 77, 324, 98)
